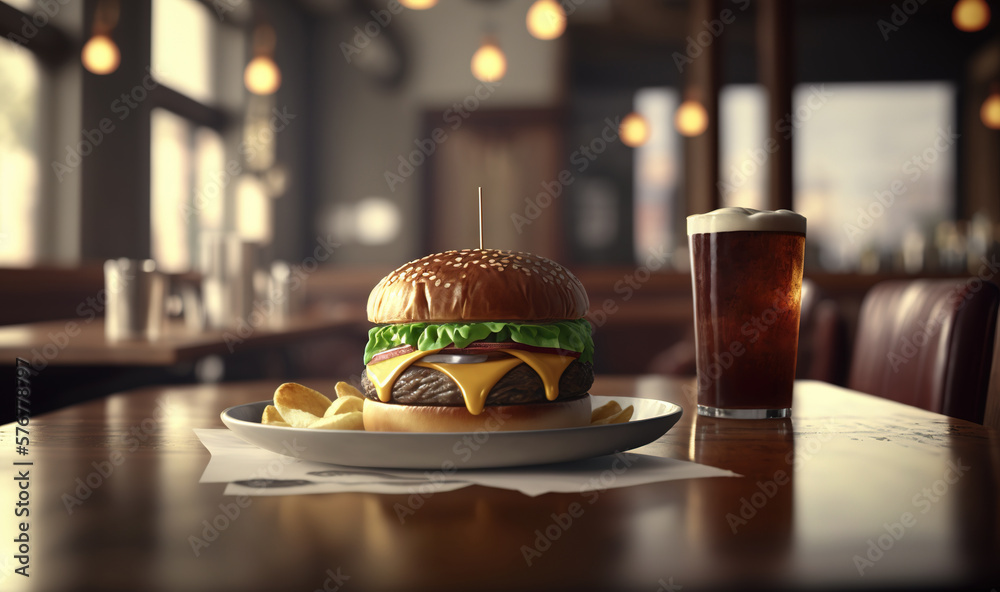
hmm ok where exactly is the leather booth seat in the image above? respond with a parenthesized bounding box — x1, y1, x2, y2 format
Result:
(848, 279, 999, 423)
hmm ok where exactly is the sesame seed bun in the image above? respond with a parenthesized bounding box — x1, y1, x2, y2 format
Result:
(366, 249, 590, 324)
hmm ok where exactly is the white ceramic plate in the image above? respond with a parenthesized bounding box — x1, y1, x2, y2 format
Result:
(221, 396, 683, 470)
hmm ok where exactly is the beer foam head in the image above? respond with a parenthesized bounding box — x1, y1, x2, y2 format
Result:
(687, 207, 806, 235)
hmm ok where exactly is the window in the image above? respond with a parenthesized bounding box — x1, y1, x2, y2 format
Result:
(235, 175, 271, 243)
(148, 0, 247, 273)
(794, 82, 954, 271)
(151, 109, 227, 272)
(0, 38, 42, 266)
(719, 84, 767, 211)
(632, 87, 682, 262)
(2, 0, 33, 10)
(152, 0, 216, 104)
(194, 127, 226, 232)
(151, 109, 194, 272)
(708, 81, 954, 272)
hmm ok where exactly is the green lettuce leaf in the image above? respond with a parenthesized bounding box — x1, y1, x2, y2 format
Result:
(364, 319, 594, 365)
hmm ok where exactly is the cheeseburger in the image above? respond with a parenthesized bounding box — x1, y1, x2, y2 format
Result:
(361, 248, 595, 432)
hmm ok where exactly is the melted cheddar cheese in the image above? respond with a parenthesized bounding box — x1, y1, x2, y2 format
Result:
(365, 348, 442, 402)
(365, 348, 578, 415)
(504, 350, 576, 402)
(414, 358, 525, 415)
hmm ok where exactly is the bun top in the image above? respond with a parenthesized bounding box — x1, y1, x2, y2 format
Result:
(687, 207, 806, 235)
(367, 249, 590, 324)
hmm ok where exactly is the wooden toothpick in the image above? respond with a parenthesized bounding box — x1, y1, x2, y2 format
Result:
(478, 186, 484, 250)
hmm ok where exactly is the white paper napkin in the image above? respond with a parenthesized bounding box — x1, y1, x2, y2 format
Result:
(196, 429, 739, 497)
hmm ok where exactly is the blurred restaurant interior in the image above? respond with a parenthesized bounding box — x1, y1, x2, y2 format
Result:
(0, 0, 999, 421)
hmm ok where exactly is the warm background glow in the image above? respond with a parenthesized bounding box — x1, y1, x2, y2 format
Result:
(354, 197, 402, 245)
(471, 40, 507, 82)
(952, 0, 991, 32)
(81, 34, 120, 75)
(619, 112, 650, 147)
(526, 0, 567, 40)
(675, 100, 708, 137)
(981, 90, 1000, 129)
(244, 56, 281, 95)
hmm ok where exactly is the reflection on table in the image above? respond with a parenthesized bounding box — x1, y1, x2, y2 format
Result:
(2, 376, 997, 591)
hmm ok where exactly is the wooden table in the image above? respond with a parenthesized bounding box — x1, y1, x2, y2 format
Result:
(0, 307, 364, 366)
(1, 376, 997, 591)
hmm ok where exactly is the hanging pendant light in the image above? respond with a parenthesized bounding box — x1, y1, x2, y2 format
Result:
(619, 112, 651, 147)
(471, 36, 507, 83)
(675, 99, 708, 137)
(82, 0, 121, 75)
(952, 0, 991, 32)
(244, 23, 281, 96)
(400, 0, 438, 9)
(526, 0, 566, 40)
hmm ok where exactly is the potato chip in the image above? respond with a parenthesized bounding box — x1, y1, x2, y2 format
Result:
(261, 405, 289, 426)
(262, 381, 367, 430)
(274, 382, 332, 418)
(324, 396, 364, 417)
(335, 381, 364, 399)
(308, 411, 364, 431)
(592, 404, 634, 426)
(591, 400, 623, 423)
(278, 408, 322, 428)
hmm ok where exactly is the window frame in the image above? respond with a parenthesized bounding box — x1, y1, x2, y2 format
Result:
(0, 2, 74, 67)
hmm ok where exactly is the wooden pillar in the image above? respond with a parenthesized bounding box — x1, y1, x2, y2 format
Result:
(758, 0, 794, 212)
(684, 0, 721, 217)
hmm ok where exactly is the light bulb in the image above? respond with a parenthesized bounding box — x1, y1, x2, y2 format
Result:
(399, 0, 437, 9)
(981, 90, 1000, 130)
(244, 56, 281, 95)
(471, 39, 507, 83)
(953, 0, 990, 32)
(527, 0, 566, 40)
(675, 100, 708, 137)
(619, 112, 650, 147)
(82, 34, 120, 75)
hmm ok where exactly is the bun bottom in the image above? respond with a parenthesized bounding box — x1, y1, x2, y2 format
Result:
(362, 395, 592, 433)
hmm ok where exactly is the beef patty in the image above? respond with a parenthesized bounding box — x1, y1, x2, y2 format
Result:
(362, 359, 594, 406)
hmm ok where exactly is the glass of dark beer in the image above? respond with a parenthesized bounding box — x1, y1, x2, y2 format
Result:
(687, 208, 806, 418)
